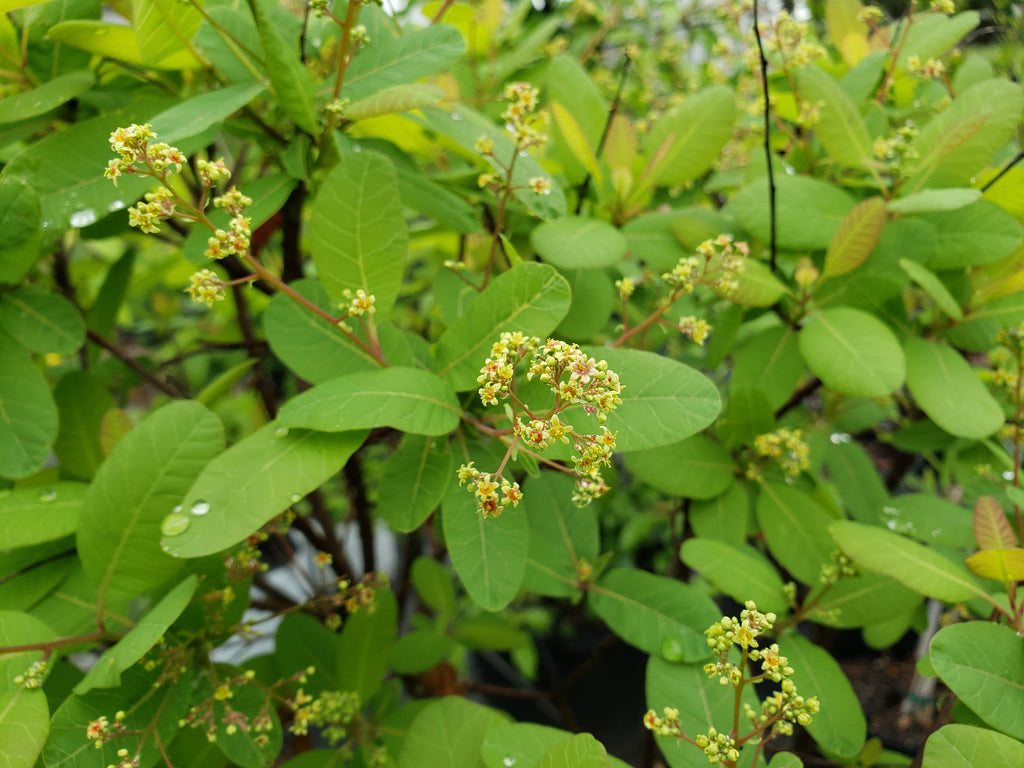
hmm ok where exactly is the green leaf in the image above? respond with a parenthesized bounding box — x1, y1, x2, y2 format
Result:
(878, 494, 973, 548)
(392, 162, 482, 234)
(798, 307, 905, 397)
(810, 573, 921, 629)
(196, 359, 259, 408)
(588, 568, 719, 661)
(45, 664, 193, 768)
(132, 0, 204, 64)
(482, 723, 576, 768)
(0, 71, 93, 125)
(411, 556, 456, 618)
(162, 423, 366, 558)
(0, 482, 86, 549)
(624, 435, 734, 500)
(398, 696, 508, 768)
(378, 435, 453, 532)
(556, 269, 615, 341)
(433, 263, 571, 391)
(646, 656, 759, 768)
(336, 588, 397, 702)
(536, 733, 609, 768)
(74, 575, 198, 694)
(0, 290, 85, 355)
(546, 54, 606, 185)
(916, 200, 1022, 269)
(344, 23, 466, 103)
(550, 101, 603, 187)
(391, 625, 453, 674)
(452, 614, 529, 651)
(77, 401, 223, 599)
(530, 216, 628, 270)
(0, 611, 55, 768)
(732, 326, 804, 411)
(888, 188, 981, 214)
(922, 724, 1024, 768)
(756, 482, 836, 585)
(274, 613, 343, 695)
(906, 78, 1024, 192)
(442, 480, 528, 611)
(86, 251, 134, 339)
(308, 152, 408, 312)
(900, 11, 979, 67)
(725, 259, 789, 308)
(521, 472, 599, 598)
(823, 197, 886, 277)
(830, 520, 988, 602)
(46, 22, 200, 69)
(150, 81, 268, 142)
(247, 0, 318, 133)
(278, 367, 461, 436)
(947, 293, 1024, 352)
(344, 83, 444, 121)
(200, 669, 282, 768)
(53, 371, 115, 480)
(904, 338, 1003, 439)
(795, 66, 874, 168)
(0, 330, 58, 479)
(622, 212, 688, 272)
(785, 634, 866, 759)
(822, 440, 889, 524)
(0, 177, 40, 284)
(680, 539, 789, 616)
(645, 86, 735, 187)
(689, 483, 750, 548)
(727, 176, 856, 251)
(577, 347, 721, 452)
(899, 260, 963, 319)
(930, 622, 1024, 740)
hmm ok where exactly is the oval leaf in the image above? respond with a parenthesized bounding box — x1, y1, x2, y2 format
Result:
(965, 548, 1024, 582)
(343, 83, 444, 121)
(974, 495, 1016, 550)
(795, 66, 874, 169)
(923, 724, 1024, 768)
(0, 330, 58, 479)
(378, 435, 453, 532)
(398, 696, 507, 768)
(0, 177, 41, 284)
(824, 197, 886, 277)
(530, 216, 627, 270)
(899, 259, 963, 319)
(798, 307, 905, 397)
(0, 482, 87, 549)
(0, 290, 85, 355)
(625, 434, 734, 500)
(162, 423, 366, 558)
(756, 482, 836, 585)
(278, 367, 461, 436)
(904, 338, 1003, 439)
(887, 188, 981, 214)
(680, 539, 789, 616)
(646, 86, 735, 187)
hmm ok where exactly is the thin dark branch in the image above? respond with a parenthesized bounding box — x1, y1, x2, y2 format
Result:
(280, 184, 307, 283)
(230, 282, 278, 418)
(307, 488, 355, 579)
(981, 149, 1024, 193)
(773, 377, 822, 420)
(344, 453, 376, 574)
(87, 329, 185, 398)
(574, 52, 632, 215)
(221, 254, 275, 296)
(752, 1, 778, 272)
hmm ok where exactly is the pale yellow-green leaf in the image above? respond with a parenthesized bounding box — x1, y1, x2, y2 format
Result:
(965, 548, 1024, 583)
(46, 22, 201, 69)
(343, 84, 444, 121)
(551, 101, 603, 188)
(824, 196, 886, 277)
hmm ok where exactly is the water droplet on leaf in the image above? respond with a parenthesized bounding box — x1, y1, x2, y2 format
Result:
(931, 527, 943, 537)
(290, 493, 302, 503)
(172, 505, 182, 514)
(162, 513, 190, 536)
(38, 488, 57, 502)
(1003, 470, 1015, 481)
(274, 426, 289, 438)
(69, 209, 97, 228)
(190, 500, 211, 516)
(829, 432, 852, 444)
(450, 112, 462, 121)
(502, 757, 516, 767)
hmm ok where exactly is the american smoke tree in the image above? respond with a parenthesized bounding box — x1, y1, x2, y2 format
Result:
(1, 0, 1023, 767)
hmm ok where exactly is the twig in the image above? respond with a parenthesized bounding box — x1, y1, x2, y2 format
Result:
(574, 53, 632, 214)
(773, 377, 821, 420)
(344, 453, 376, 574)
(87, 329, 185, 398)
(230, 283, 278, 418)
(981, 149, 1024, 194)
(751, 0, 778, 273)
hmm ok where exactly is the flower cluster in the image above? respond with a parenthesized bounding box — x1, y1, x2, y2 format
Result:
(743, 678, 820, 739)
(501, 81, 548, 152)
(678, 315, 712, 345)
(752, 427, 810, 477)
(180, 668, 276, 744)
(186, 268, 226, 307)
(526, 338, 624, 423)
(819, 550, 858, 585)
(872, 121, 920, 167)
(341, 288, 376, 317)
(694, 728, 739, 765)
(457, 462, 523, 518)
(289, 689, 361, 743)
(105, 123, 185, 187)
(106, 748, 140, 768)
(86, 710, 127, 747)
(476, 331, 539, 405)
(643, 706, 682, 737)
(762, 11, 827, 68)
(907, 54, 946, 79)
(705, 601, 777, 656)
(13, 659, 46, 689)
(663, 235, 747, 296)
(204, 213, 252, 260)
(125, 187, 177, 234)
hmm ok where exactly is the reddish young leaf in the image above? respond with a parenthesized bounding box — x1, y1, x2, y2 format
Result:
(973, 495, 1017, 550)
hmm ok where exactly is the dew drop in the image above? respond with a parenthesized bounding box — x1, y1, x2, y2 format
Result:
(38, 488, 57, 502)
(829, 432, 852, 444)
(69, 209, 98, 228)
(450, 112, 462, 121)
(913, 99, 921, 108)
(190, 499, 211, 516)
(970, 177, 977, 185)
(882, 506, 900, 517)
(352, 144, 362, 153)
(40, 220, 51, 229)
(108, 199, 125, 212)
(274, 426, 290, 439)
(290, 493, 302, 503)
(162, 513, 190, 536)
(172, 505, 182, 514)
(931, 527, 943, 537)
(1003, 470, 1015, 481)
(518, 149, 528, 157)
(502, 757, 516, 767)
(885, 519, 898, 530)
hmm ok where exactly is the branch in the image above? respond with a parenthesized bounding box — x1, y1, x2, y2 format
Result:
(87, 329, 185, 398)
(751, 0, 778, 273)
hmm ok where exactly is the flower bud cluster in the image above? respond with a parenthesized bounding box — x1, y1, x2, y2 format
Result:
(662, 235, 747, 296)
(872, 121, 920, 167)
(678, 315, 712, 346)
(907, 54, 946, 79)
(642, 706, 682, 737)
(106, 748, 140, 768)
(204, 215, 252, 261)
(526, 338, 624, 423)
(340, 288, 376, 317)
(743, 677, 820, 738)
(86, 710, 127, 747)
(127, 187, 176, 234)
(180, 668, 274, 744)
(501, 81, 548, 152)
(476, 331, 540, 406)
(13, 659, 46, 689)
(457, 462, 523, 518)
(753, 427, 809, 477)
(186, 269, 226, 307)
(694, 728, 740, 764)
(197, 158, 231, 187)
(105, 123, 185, 187)
(289, 688, 361, 744)
(763, 11, 826, 68)
(706, 601, 777, 654)
(819, 550, 858, 585)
